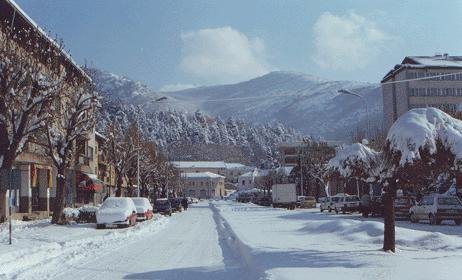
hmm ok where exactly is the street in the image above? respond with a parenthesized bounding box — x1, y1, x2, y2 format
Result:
(2, 201, 462, 280)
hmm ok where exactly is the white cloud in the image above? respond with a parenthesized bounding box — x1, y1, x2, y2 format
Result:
(179, 27, 273, 84)
(312, 11, 391, 70)
(159, 83, 196, 92)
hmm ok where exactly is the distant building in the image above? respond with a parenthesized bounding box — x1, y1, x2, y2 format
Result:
(237, 167, 293, 191)
(182, 172, 225, 199)
(382, 54, 462, 131)
(171, 161, 252, 184)
(278, 141, 338, 167)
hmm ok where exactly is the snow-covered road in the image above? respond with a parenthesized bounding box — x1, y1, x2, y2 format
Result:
(2, 201, 462, 280)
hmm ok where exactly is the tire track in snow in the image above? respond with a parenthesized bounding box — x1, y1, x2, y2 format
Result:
(210, 203, 267, 280)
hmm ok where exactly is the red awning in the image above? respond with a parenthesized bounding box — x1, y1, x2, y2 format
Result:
(79, 173, 104, 192)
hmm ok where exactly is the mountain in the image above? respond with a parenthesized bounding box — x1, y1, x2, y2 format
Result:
(90, 68, 302, 165)
(165, 71, 383, 141)
(89, 68, 383, 142)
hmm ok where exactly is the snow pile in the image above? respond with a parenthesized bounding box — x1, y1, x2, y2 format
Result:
(328, 143, 379, 177)
(0, 215, 168, 279)
(63, 208, 80, 219)
(387, 108, 462, 165)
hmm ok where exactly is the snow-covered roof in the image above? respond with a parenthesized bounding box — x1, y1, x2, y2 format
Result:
(4, 0, 90, 81)
(172, 161, 248, 170)
(172, 161, 226, 169)
(224, 163, 248, 169)
(387, 107, 462, 165)
(382, 55, 462, 82)
(183, 172, 225, 179)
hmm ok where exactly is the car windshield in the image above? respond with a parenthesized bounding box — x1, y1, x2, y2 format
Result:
(101, 198, 128, 209)
(345, 196, 359, 202)
(132, 198, 148, 207)
(438, 197, 461, 206)
(157, 200, 169, 205)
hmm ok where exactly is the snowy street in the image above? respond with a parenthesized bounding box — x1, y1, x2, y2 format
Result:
(2, 201, 462, 280)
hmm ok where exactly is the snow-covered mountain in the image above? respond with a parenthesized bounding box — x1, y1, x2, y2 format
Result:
(89, 68, 383, 141)
(166, 71, 383, 141)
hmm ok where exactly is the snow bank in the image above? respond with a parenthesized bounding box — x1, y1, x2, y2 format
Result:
(328, 143, 379, 177)
(0, 215, 168, 279)
(387, 108, 462, 165)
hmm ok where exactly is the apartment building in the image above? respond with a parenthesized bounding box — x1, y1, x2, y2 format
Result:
(382, 54, 462, 131)
(0, 0, 99, 220)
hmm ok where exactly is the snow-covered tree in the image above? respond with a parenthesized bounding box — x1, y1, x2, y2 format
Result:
(46, 79, 99, 224)
(0, 24, 65, 170)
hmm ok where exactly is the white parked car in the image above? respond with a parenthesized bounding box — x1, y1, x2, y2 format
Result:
(333, 195, 360, 214)
(96, 197, 137, 229)
(409, 194, 462, 225)
(131, 197, 154, 221)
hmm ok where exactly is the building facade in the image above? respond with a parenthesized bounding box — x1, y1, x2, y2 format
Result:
(182, 172, 225, 199)
(0, 0, 101, 221)
(382, 55, 462, 131)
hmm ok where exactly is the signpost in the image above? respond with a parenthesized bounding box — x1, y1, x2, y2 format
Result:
(1, 169, 20, 245)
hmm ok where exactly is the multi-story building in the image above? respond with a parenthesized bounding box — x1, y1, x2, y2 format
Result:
(381, 54, 462, 131)
(278, 141, 337, 167)
(0, 0, 98, 221)
(181, 172, 225, 199)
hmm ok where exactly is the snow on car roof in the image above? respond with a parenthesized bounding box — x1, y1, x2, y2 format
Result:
(183, 172, 225, 179)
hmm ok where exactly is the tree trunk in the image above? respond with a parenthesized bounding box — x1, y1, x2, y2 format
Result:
(51, 166, 66, 224)
(0, 165, 15, 222)
(116, 175, 123, 197)
(383, 192, 395, 252)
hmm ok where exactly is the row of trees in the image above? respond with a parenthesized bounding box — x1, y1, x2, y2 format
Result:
(327, 107, 462, 252)
(104, 121, 179, 200)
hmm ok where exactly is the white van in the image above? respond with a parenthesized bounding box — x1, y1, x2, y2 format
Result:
(319, 197, 333, 212)
(332, 195, 360, 214)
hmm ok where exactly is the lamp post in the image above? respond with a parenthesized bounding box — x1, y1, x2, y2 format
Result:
(338, 89, 370, 139)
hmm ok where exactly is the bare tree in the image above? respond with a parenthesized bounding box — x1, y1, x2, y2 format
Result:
(46, 79, 99, 224)
(0, 23, 65, 219)
(105, 122, 138, 197)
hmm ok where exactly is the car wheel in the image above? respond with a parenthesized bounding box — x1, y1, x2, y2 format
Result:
(335, 207, 338, 214)
(320, 207, 324, 212)
(328, 207, 332, 213)
(429, 214, 437, 225)
(96, 224, 106, 229)
(410, 212, 418, 223)
(455, 219, 462, 225)
(362, 212, 369, 218)
(342, 208, 346, 214)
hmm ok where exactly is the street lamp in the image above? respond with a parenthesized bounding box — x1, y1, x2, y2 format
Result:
(338, 89, 370, 139)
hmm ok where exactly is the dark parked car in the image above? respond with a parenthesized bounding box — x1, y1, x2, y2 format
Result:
(255, 196, 272, 206)
(360, 196, 384, 217)
(169, 198, 183, 212)
(154, 198, 172, 216)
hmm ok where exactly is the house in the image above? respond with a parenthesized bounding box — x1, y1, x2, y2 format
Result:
(382, 54, 462, 131)
(181, 172, 225, 199)
(0, 0, 97, 221)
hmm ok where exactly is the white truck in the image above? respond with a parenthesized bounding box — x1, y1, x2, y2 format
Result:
(272, 184, 297, 209)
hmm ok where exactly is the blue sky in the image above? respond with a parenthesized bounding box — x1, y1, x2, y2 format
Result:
(15, 0, 462, 90)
